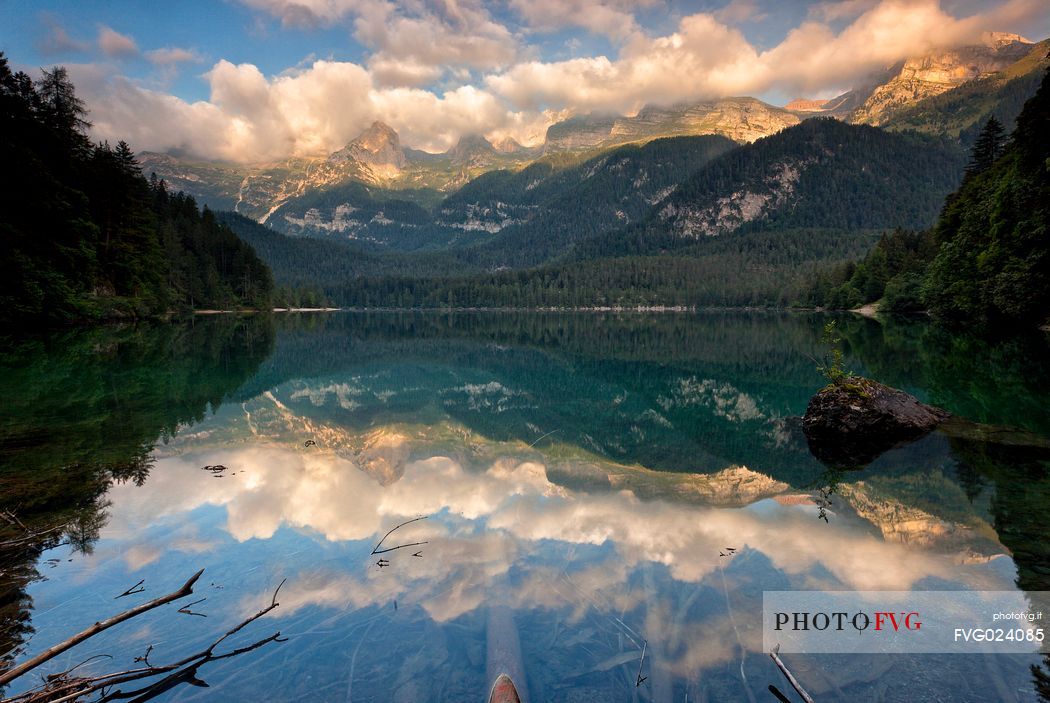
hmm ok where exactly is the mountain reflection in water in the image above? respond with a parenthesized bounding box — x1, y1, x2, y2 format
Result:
(2, 312, 1049, 702)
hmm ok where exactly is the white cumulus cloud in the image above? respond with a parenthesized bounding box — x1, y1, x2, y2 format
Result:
(70, 0, 1049, 162)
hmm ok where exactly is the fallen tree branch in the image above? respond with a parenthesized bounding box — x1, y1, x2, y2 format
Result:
(769, 644, 815, 703)
(0, 570, 204, 688)
(1, 575, 286, 703)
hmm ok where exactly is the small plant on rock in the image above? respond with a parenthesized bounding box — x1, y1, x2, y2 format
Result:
(816, 321, 868, 396)
(817, 321, 849, 384)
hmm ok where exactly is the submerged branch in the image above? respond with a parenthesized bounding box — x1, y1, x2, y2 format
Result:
(769, 644, 815, 703)
(0, 573, 287, 703)
(370, 516, 429, 556)
(0, 570, 204, 688)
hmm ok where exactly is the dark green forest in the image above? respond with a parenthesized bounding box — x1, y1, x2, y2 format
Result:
(0, 53, 274, 324)
(326, 229, 880, 309)
(803, 65, 1050, 327)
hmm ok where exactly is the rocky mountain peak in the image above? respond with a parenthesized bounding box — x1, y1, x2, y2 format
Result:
(544, 97, 800, 153)
(448, 134, 497, 164)
(851, 35, 1035, 125)
(981, 31, 1031, 49)
(357, 121, 400, 150)
(784, 98, 831, 112)
(330, 120, 406, 172)
(490, 135, 525, 154)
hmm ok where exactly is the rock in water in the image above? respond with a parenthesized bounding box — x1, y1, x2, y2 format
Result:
(803, 377, 950, 466)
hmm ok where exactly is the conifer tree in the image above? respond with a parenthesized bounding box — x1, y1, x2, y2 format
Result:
(964, 116, 1005, 179)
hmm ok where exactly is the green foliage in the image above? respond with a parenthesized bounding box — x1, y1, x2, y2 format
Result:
(923, 65, 1050, 326)
(802, 63, 1050, 330)
(817, 320, 854, 386)
(964, 116, 1006, 179)
(1034, 656, 1050, 702)
(0, 53, 275, 325)
(806, 67, 1049, 327)
(797, 228, 937, 310)
(882, 273, 926, 313)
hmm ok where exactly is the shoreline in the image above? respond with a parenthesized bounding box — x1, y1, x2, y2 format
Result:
(850, 302, 881, 318)
(194, 307, 343, 314)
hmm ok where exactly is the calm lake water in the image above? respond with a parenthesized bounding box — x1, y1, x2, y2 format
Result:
(2, 312, 1050, 702)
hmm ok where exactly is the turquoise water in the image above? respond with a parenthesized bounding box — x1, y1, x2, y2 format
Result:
(1, 312, 1049, 701)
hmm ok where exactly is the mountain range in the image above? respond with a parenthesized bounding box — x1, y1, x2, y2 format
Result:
(138, 32, 1048, 285)
(140, 124, 537, 225)
(783, 32, 1036, 124)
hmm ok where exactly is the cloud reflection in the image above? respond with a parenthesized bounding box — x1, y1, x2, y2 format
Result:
(103, 437, 1013, 619)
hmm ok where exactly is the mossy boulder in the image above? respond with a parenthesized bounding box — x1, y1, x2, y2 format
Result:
(803, 377, 950, 466)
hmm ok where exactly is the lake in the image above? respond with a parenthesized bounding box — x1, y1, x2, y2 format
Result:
(2, 311, 1049, 702)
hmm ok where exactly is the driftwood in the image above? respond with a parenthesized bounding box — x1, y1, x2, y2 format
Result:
(0, 572, 287, 703)
(769, 644, 815, 703)
(0, 570, 204, 688)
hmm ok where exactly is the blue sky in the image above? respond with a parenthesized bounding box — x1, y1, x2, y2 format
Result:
(2, 0, 1047, 161)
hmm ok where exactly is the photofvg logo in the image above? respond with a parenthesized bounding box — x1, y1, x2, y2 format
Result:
(773, 610, 923, 633)
(762, 591, 1048, 654)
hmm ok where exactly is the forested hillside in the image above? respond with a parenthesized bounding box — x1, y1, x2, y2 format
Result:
(442, 135, 737, 267)
(0, 54, 274, 324)
(325, 229, 879, 309)
(649, 118, 963, 241)
(217, 211, 482, 294)
(924, 64, 1050, 325)
(796, 228, 937, 312)
(802, 64, 1050, 327)
(266, 179, 442, 249)
(418, 122, 961, 270)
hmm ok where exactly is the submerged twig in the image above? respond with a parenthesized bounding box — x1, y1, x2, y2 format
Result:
(177, 598, 207, 617)
(133, 645, 153, 668)
(45, 654, 114, 682)
(370, 516, 430, 555)
(635, 639, 648, 687)
(1, 510, 28, 532)
(115, 580, 145, 599)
